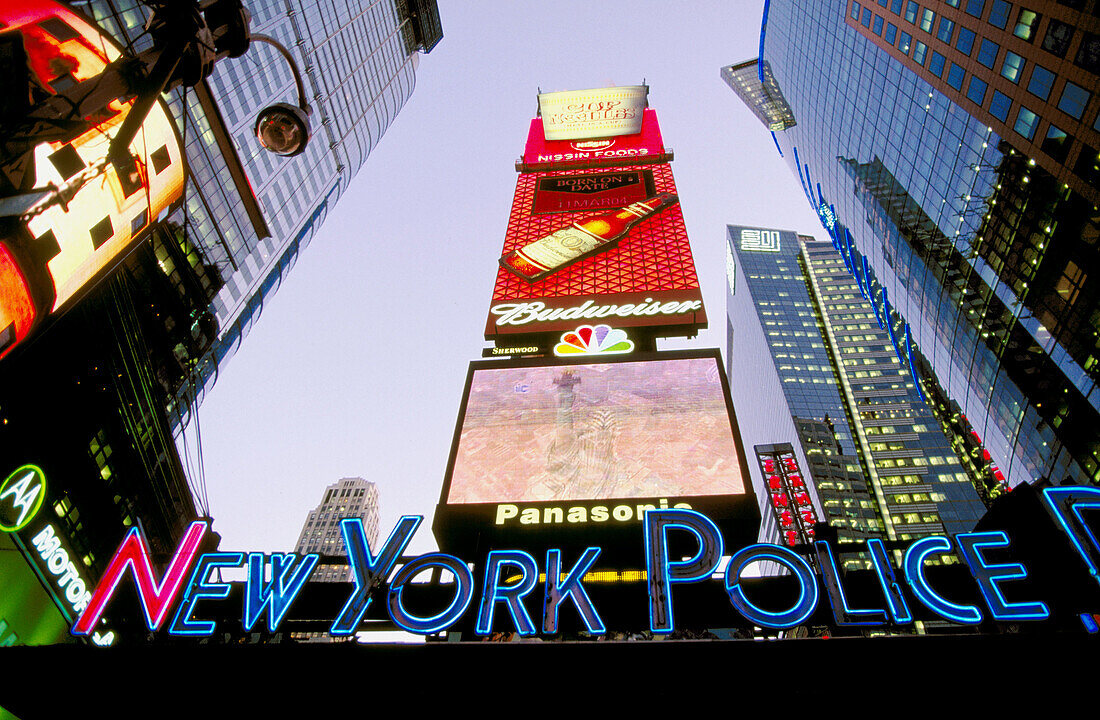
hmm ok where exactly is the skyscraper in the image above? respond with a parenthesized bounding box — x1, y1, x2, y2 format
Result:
(727, 225, 987, 565)
(726, 0, 1099, 490)
(294, 477, 379, 582)
(81, 0, 443, 426)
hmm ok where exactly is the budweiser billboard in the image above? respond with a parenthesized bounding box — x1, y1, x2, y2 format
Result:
(486, 161, 706, 342)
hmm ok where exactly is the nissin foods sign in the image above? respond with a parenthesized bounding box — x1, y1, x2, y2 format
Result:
(72, 487, 1100, 639)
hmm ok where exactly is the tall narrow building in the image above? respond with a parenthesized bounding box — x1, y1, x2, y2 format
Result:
(294, 477, 380, 582)
(727, 225, 988, 565)
(726, 0, 1100, 491)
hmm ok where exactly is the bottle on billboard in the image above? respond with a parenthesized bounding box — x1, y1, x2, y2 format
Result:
(499, 193, 679, 283)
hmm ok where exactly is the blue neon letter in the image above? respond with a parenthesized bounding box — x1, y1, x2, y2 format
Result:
(725, 544, 818, 628)
(903, 536, 981, 624)
(331, 515, 421, 635)
(955, 531, 1049, 621)
(644, 509, 724, 634)
(815, 541, 887, 625)
(387, 553, 474, 635)
(867, 539, 912, 624)
(244, 552, 318, 632)
(169, 552, 244, 636)
(543, 547, 605, 635)
(1042, 486, 1100, 588)
(476, 550, 539, 635)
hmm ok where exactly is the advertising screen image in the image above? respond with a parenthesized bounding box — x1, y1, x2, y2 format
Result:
(446, 355, 746, 505)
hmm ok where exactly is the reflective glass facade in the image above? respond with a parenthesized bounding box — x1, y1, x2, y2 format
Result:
(80, 0, 440, 426)
(727, 226, 986, 560)
(729, 0, 1100, 490)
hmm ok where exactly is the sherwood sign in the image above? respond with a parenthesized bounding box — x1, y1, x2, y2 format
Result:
(71, 487, 1100, 639)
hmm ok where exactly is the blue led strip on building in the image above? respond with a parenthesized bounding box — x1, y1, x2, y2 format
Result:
(905, 324, 926, 400)
(758, 0, 771, 84)
(771, 131, 784, 157)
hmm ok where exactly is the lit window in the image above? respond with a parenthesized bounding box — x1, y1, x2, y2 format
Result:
(1013, 8, 1040, 42)
(1000, 50, 1025, 82)
(1013, 106, 1039, 139)
(1075, 33, 1100, 74)
(851, 1, 861, 19)
(920, 8, 935, 32)
(937, 17, 955, 42)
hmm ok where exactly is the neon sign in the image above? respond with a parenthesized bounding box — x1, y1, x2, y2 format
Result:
(73, 487, 1100, 638)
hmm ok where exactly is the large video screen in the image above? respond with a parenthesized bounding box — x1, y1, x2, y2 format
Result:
(445, 354, 746, 504)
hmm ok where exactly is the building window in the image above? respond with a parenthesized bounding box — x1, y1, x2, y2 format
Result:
(988, 0, 1011, 29)
(905, 0, 919, 23)
(1013, 8, 1040, 42)
(947, 62, 966, 89)
(891, 0, 903, 13)
(967, 75, 988, 105)
(874, 14, 885, 34)
(965, 0, 985, 18)
(885, 21, 898, 44)
(863, 7, 873, 27)
(929, 50, 947, 76)
(990, 90, 1012, 120)
(1014, 106, 1039, 139)
(1076, 33, 1100, 75)
(899, 31, 913, 53)
(852, 1, 862, 19)
(1027, 64, 1055, 100)
(937, 17, 955, 42)
(1041, 19, 1073, 57)
(956, 26, 976, 54)
(1040, 124, 1072, 162)
(1001, 50, 1025, 82)
(978, 38, 999, 67)
(1058, 81, 1091, 119)
(920, 8, 935, 32)
(914, 40, 929, 64)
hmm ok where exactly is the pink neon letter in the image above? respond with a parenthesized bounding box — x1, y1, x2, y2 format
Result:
(72, 520, 207, 635)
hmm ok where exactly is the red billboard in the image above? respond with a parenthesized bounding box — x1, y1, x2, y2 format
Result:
(486, 160, 705, 342)
(520, 107, 670, 171)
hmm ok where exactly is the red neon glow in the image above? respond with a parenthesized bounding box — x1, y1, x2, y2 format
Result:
(72, 520, 207, 635)
(0, 245, 37, 358)
(522, 108, 666, 168)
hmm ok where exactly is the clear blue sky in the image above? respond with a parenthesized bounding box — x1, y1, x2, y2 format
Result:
(186, 0, 824, 556)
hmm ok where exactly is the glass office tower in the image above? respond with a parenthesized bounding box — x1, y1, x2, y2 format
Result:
(727, 226, 987, 564)
(82, 0, 443, 426)
(727, 0, 1099, 490)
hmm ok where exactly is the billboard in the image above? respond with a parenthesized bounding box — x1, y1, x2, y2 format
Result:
(520, 107, 669, 171)
(537, 86, 648, 141)
(487, 161, 705, 342)
(434, 350, 758, 554)
(0, 1, 186, 360)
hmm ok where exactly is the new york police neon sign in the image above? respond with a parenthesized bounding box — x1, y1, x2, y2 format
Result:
(71, 486, 1100, 639)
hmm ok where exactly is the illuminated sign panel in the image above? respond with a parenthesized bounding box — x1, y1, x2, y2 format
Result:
(521, 107, 667, 170)
(70, 485, 1100, 637)
(531, 170, 655, 214)
(537, 86, 647, 140)
(445, 354, 746, 505)
(487, 161, 705, 340)
(0, 2, 185, 360)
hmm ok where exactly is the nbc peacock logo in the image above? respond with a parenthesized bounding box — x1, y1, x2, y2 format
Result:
(553, 324, 634, 356)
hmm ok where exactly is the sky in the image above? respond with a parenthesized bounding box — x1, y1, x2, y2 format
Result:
(184, 0, 826, 557)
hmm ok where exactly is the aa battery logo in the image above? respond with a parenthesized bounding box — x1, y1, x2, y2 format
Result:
(0, 465, 45, 533)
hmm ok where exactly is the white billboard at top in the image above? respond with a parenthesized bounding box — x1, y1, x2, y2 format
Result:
(537, 86, 648, 141)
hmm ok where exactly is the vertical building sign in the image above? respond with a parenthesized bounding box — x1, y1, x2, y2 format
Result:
(486, 95, 706, 345)
(755, 444, 818, 548)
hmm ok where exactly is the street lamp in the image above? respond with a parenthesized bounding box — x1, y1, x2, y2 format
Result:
(250, 34, 313, 158)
